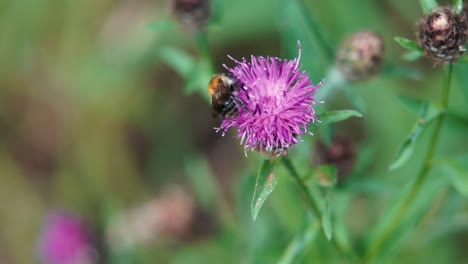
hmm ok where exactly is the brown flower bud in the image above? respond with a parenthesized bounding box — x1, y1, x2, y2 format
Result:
(417, 6, 468, 64)
(313, 136, 357, 182)
(172, 0, 211, 30)
(336, 31, 385, 82)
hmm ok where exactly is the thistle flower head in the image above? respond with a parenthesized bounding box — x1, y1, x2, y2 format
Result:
(38, 211, 95, 264)
(217, 42, 323, 156)
(336, 31, 385, 82)
(417, 6, 468, 63)
(171, 0, 211, 30)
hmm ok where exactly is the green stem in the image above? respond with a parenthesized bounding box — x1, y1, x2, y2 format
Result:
(298, 0, 334, 61)
(363, 63, 454, 263)
(193, 29, 215, 73)
(281, 157, 356, 260)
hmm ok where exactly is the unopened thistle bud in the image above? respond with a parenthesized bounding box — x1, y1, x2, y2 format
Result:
(313, 136, 357, 182)
(417, 6, 468, 64)
(172, 0, 211, 30)
(336, 31, 385, 82)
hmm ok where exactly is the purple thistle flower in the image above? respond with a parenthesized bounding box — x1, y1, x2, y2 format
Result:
(37, 211, 95, 264)
(217, 42, 323, 155)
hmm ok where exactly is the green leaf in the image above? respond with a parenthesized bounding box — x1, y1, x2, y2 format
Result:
(419, 0, 439, 13)
(251, 159, 280, 221)
(321, 192, 333, 241)
(185, 59, 212, 101)
(184, 155, 218, 208)
(365, 172, 448, 262)
(159, 46, 211, 102)
(159, 46, 195, 79)
(316, 109, 363, 125)
(397, 96, 425, 115)
(401, 49, 423, 61)
(436, 155, 468, 197)
(389, 103, 442, 170)
(277, 217, 320, 264)
(381, 63, 422, 80)
(310, 165, 337, 188)
(394, 37, 423, 52)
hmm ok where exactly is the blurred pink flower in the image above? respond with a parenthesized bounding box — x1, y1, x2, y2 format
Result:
(38, 211, 95, 264)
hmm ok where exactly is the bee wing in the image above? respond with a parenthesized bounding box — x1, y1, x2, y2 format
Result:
(211, 96, 222, 118)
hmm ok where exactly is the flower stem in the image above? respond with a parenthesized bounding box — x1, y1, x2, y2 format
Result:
(281, 157, 356, 260)
(282, 157, 321, 214)
(363, 63, 454, 263)
(193, 29, 215, 73)
(298, 0, 334, 61)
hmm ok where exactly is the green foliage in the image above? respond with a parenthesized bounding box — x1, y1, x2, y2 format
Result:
(436, 154, 468, 197)
(394, 37, 423, 53)
(419, 0, 439, 13)
(389, 100, 442, 170)
(184, 155, 218, 208)
(454, 0, 464, 13)
(279, 0, 331, 78)
(316, 109, 363, 125)
(455, 63, 468, 103)
(2, 0, 468, 263)
(309, 165, 338, 188)
(321, 192, 334, 241)
(277, 216, 320, 264)
(251, 159, 280, 221)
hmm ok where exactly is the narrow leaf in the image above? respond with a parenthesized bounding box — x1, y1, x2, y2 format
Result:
(397, 96, 425, 115)
(322, 193, 333, 240)
(184, 155, 218, 208)
(382, 63, 422, 80)
(316, 110, 363, 125)
(159, 47, 195, 78)
(419, 0, 439, 13)
(401, 49, 423, 61)
(394, 37, 423, 52)
(389, 103, 442, 170)
(437, 155, 468, 197)
(278, 217, 320, 264)
(251, 159, 279, 221)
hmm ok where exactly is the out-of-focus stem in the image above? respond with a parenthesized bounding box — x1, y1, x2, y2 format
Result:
(282, 157, 356, 261)
(363, 63, 454, 263)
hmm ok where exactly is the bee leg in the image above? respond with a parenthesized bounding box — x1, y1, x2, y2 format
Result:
(234, 97, 250, 112)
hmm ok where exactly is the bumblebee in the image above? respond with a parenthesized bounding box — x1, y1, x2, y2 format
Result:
(208, 73, 246, 118)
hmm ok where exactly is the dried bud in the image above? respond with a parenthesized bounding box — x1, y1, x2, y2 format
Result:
(313, 136, 357, 182)
(106, 186, 214, 251)
(172, 0, 211, 30)
(417, 6, 468, 64)
(336, 31, 385, 82)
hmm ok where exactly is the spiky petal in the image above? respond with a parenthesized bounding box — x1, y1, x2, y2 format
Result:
(217, 42, 323, 156)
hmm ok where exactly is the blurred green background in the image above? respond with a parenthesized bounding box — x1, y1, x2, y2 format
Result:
(1, 0, 468, 263)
